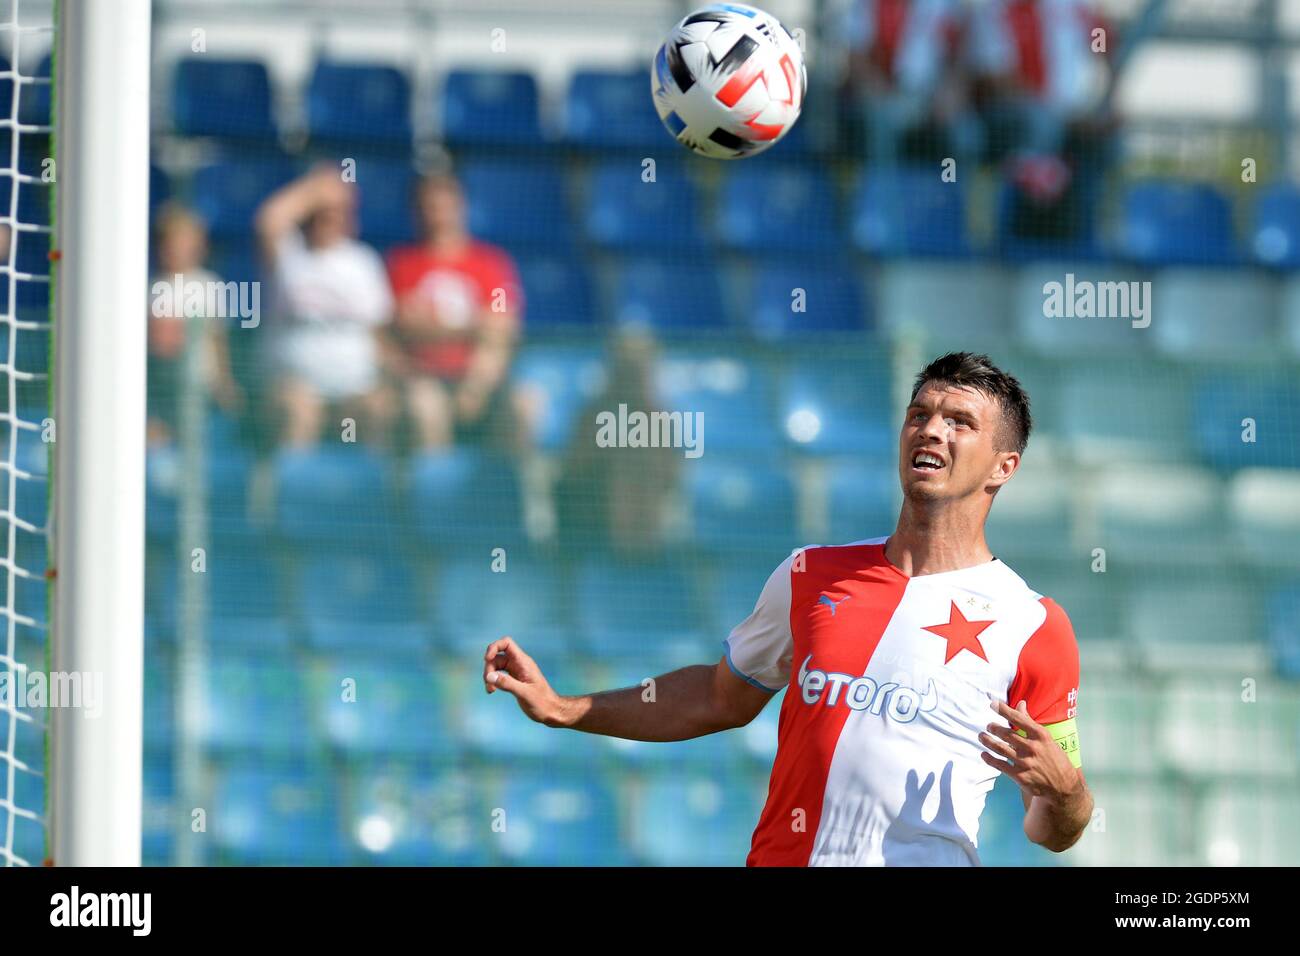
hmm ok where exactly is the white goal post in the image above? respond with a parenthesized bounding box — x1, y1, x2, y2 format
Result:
(48, 0, 150, 866)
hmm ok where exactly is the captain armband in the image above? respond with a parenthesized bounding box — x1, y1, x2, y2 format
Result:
(1012, 717, 1082, 768)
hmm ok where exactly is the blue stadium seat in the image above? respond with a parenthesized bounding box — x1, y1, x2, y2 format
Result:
(1266, 583, 1300, 677)
(585, 163, 705, 251)
(307, 61, 412, 147)
(18, 52, 51, 127)
(851, 167, 969, 257)
(142, 760, 174, 865)
(629, 772, 764, 865)
(1059, 369, 1194, 464)
(191, 157, 299, 239)
(777, 352, 895, 455)
(343, 763, 489, 865)
(747, 260, 869, 339)
(298, 554, 428, 653)
(432, 557, 567, 658)
(658, 351, 779, 452)
(994, 177, 1101, 263)
(977, 775, 1050, 866)
(709, 557, 785, 638)
(494, 772, 627, 865)
(574, 558, 707, 662)
(614, 256, 728, 332)
(825, 462, 898, 544)
(172, 58, 277, 141)
(146, 440, 257, 543)
(206, 554, 293, 650)
(273, 446, 401, 551)
(143, 656, 175, 758)
(440, 69, 543, 146)
(1118, 181, 1236, 267)
(198, 652, 315, 755)
(511, 344, 606, 451)
(565, 69, 665, 150)
(460, 661, 592, 760)
(1011, 262, 1153, 356)
(408, 448, 524, 549)
(687, 457, 798, 555)
(211, 764, 345, 865)
(460, 161, 572, 251)
(316, 658, 452, 757)
(1193, 375, 1300, 470)
(1250, 182, 1300, 269)
(1149, 270, 1278, 359)
(877, 261, 1011, 346)
(717, 165, 840, 253)
(355, 158, 418, 248)
(514, 255, 597, 330)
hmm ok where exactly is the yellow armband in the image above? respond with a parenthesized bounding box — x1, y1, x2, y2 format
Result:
(1013, 718, 1082, 769)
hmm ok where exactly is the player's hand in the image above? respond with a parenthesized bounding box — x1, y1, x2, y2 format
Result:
(979, 698, 1080, 801)
(483, 636, 569, 727)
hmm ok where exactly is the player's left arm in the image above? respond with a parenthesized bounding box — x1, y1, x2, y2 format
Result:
(981, 597, 1093, 853)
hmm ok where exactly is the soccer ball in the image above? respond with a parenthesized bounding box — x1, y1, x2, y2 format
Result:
(651, 3, 806, 160)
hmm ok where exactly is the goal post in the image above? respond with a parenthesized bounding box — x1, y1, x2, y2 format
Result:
(48, 0, 150, 866)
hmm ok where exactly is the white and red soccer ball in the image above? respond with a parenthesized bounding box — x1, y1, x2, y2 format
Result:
(652, 3, 806, 160)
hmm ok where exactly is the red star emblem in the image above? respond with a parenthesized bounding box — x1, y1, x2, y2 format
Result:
(923, 601, 995, 664)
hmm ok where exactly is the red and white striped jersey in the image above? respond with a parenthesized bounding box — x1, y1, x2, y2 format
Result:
(726, 537, 1081, 866)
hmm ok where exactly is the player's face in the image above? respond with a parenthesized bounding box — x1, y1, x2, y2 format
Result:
(898, 382, 1016, 502)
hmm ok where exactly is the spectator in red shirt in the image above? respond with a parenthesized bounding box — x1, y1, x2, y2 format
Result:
(386, 171, 525, 454)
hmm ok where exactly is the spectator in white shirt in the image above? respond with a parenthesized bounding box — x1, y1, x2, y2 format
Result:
(255, 166, 397, 448)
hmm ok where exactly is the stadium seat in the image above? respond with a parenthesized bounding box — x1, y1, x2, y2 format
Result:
(298, 555, 428, 653)
(1227, 469, 1300, 570)
(512, 344, 606, 451)
(876, 260, 1011, 347)
(146, 439, 257, 544)
(709, 557, 789, 640)
(460, 161, 573, 251)
(628, 772, 765, 865)
(354, 158, 418, 248)
(142, 761, 174, 865)
(658, 351, 780, 452)
(172, 58, 277, 141)
(343, 762, 489, 865)
(315, 657, 452, 757)
(1065, 775, 1172, 866)
(1094, 464, 1226, 561)
(851, 167, 969, 258)
(1250, 182, 1300, 269)
(198, 652, 316, 755)
(1075, 673, 1160, 774)
(273, 445, 400, 552)
(439, 69, 543, 147)
(191, 156, 299, 239)
(197, 551, 294, 650)
(776, 352, 895, 455)
(1126, 575, 1265, 673)
(746, 260, 870, 339)
(1058, 367, 1195, 465)
(1193, 375, 1300, 471)
(565, 69, 666, 151)
(1011, 261, 1153, 355)
(459, 660, 596, 761)
(307, 61, 413, 147)
(1148, 269, 1278, 359)
(1265, 583, 1300, 677)
(574, 558, 708, 662)
(514, 255, 597, 330)
(994, 175, 1101, 263)
(688, 456, 798, 556)
(982, 453, 1073, 558)
(1196, 781, 1300, 866)
(1158, 678, 1300, 781)
(493, 771, 627, 865)
(824, 461, 900, 545)
(977, 775, 1052, 866)
(408, 448, 524, 550)
(1117, 181, 1237, 267)
(585, 163, 706, 251)
(614, 256, 729, 332)
(432, 556, 567, 659)
(211, 764, 346, 865)
(716, 165, 840, 253)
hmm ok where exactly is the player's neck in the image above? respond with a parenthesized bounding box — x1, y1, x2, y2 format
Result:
(887, 503, 994, 576)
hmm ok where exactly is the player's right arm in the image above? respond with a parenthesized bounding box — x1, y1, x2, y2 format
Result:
(482, 637, 772, 740)
(481, 550, 799, 740)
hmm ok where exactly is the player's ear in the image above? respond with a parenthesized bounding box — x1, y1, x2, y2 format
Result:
(988, 449, 1020, 489)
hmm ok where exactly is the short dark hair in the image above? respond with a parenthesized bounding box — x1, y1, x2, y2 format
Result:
(910, 352, 1032, 454)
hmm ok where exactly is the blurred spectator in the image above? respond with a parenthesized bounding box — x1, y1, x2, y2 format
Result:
(147, 202, 242, 448)
(555, 327, 680, 561)
(255, 165, 397, 448)
(385, 170, 525, 454)
(840, 0, 977, 165)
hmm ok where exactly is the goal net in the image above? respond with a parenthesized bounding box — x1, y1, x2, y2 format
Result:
(0, 0, 53, 868)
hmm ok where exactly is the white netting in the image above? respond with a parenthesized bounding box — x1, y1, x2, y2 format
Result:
(0, 0, 52, 868)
